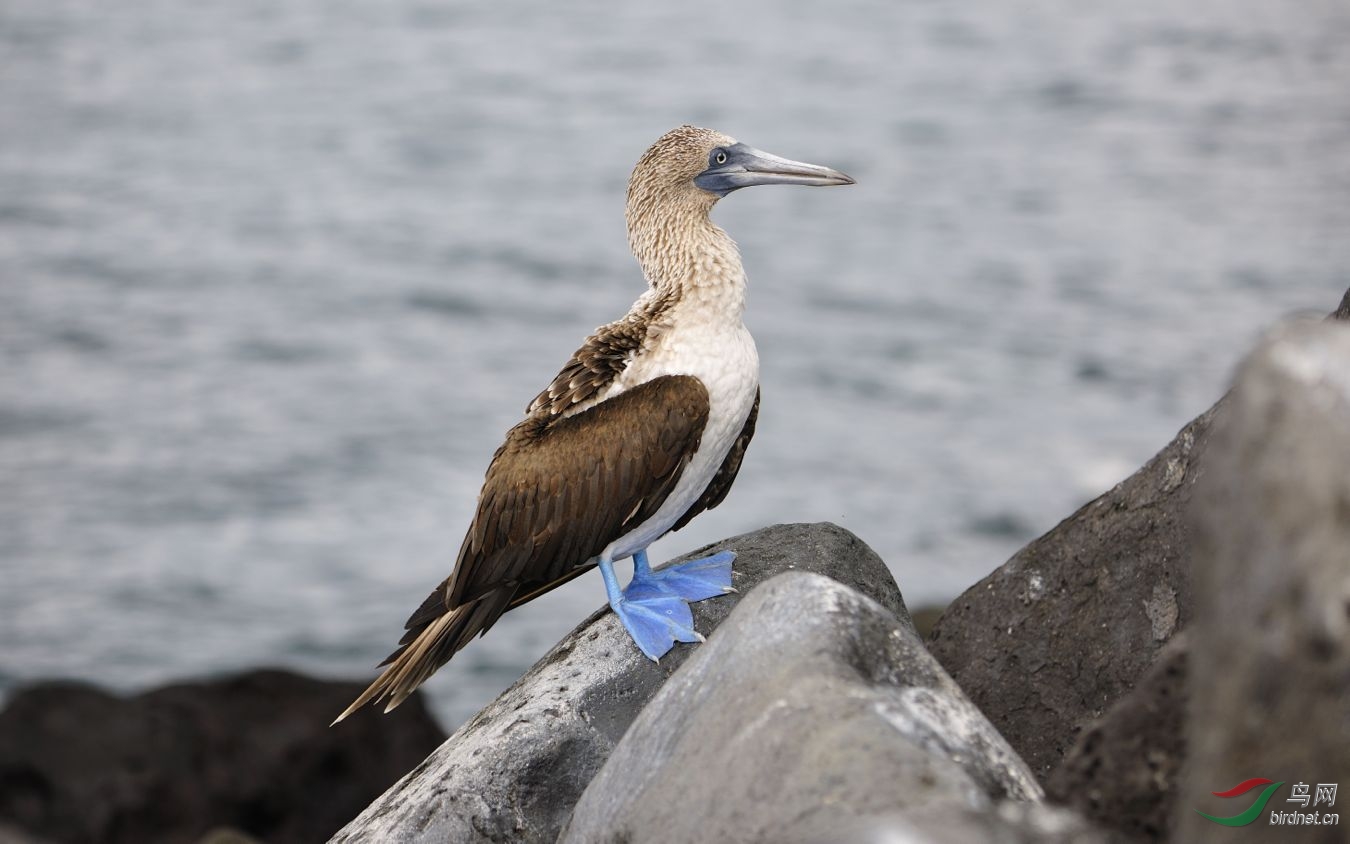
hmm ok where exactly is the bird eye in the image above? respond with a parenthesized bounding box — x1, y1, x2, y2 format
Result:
(712, 149, 728, 166)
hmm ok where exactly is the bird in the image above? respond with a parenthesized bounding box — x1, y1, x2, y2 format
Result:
(334, 125, 853, 723)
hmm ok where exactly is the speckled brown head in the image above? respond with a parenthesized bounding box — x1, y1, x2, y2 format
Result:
(627, 125, 853, 218)
(625, 125, 854, 286)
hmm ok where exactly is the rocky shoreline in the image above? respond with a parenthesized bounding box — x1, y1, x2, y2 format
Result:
(3, 290, 1348, 843)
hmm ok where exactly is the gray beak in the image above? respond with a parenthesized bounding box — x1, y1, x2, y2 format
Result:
(694, 142, 855, 197)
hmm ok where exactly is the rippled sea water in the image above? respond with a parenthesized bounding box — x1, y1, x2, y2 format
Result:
(3, 0, 1348, 729)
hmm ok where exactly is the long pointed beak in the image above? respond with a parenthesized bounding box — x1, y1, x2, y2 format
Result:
(694, 142, 855, 196)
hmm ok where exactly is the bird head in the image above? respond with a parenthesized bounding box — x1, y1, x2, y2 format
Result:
(624, 125, 853, 289)
(626, 125, 854, 221)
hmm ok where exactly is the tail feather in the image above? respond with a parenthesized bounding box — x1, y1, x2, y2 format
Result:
(331, 589, 513, 725)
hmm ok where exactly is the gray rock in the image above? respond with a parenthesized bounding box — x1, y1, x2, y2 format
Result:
(1046, 634, 1188, 843)
(559, 571, 1042, 844)
(929, 288, 1350, 781)
(331, 523, 909, 844)
(1177, 319, 1350, 844)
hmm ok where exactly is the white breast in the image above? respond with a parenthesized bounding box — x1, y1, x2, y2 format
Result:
(602, 304, 760, 562)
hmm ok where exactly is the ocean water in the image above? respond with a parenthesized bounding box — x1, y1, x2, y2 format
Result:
(2, 0, 1347, 731)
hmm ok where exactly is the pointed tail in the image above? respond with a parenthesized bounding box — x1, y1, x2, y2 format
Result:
(332, 589, 512, 725)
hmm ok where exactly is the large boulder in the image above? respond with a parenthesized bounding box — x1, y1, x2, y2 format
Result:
(929, 289, 1350, 781)
(1177, 319, 1350, 843)
(0, 670, 444, 844)
(331, 523, 910, 844)
(559, 571, 1042, 844)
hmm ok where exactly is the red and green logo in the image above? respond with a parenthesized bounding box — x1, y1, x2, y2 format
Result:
(1196, 778, 1285, 827)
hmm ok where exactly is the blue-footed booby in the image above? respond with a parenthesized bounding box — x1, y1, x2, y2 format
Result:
(334, 125, 852, 722)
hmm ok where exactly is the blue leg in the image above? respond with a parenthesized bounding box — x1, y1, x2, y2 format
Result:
(631, 548, 736, 602)
(599, 556, 702, 662)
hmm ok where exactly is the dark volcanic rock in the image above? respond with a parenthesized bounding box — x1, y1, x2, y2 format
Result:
(0, 670, 445, 844)
(559, 571, 1041, 844)
(331, 523, 909, 844)
(930, 287, 1350, 781)
(1177, 319, 1350, 843)
(1047, 634, 1188, 843)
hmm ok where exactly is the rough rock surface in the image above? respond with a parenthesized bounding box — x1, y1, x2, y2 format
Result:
(0, 670, 445, 844)
(930, 289, 1350, 781)
(331, 523, 909, 844)
(1047, 635, 1188, 842)
(559, 571, 1041, 844)
(1177, 319, 1350, 844)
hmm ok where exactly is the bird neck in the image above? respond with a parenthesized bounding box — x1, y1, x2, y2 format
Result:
(626, 199, 747, 320)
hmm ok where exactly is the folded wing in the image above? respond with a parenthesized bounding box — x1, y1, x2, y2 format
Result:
(333, 374, 710, 721)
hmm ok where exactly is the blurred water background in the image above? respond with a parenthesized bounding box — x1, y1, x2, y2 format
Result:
(2, 0, 1347, 731)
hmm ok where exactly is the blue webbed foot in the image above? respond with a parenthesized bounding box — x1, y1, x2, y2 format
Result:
(611, 578, 703, 661)
(633, 549, 736, 603)
(599, 550, 735, 661)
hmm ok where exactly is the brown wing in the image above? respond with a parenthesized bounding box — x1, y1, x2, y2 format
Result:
(332, 374, 709, 722)
(671, 387, 759, 532)
(449, 372, 709, 605)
